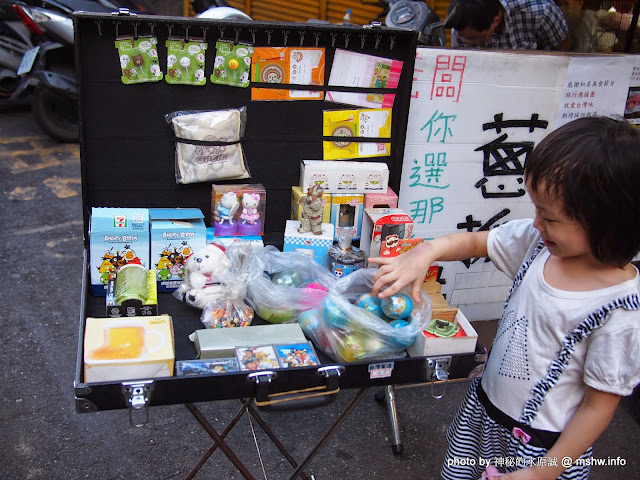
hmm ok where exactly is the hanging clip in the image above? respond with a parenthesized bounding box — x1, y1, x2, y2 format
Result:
(282, 29, 289, 46)
(266, 29, 273, 45)
(249, 28, 257, 44)
(95, 20, 103, 37)
(219, 26, 226, 40)
(299, 31, 305, 46)
(390, 35, 396, 50)
(360, 34, 366, 49)
(343, 33, 350, 49)
(330, 32, 337, 47)
(375, 34, 382, 50)
(133, 22, 139, 40)
(426, 357, 451, 399)
(184, 25, 191, 41)
(314, 31, 321, 47)
(234, 27, 241, 44)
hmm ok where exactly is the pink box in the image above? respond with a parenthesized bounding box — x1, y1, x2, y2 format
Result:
(364, 187, 398, 209)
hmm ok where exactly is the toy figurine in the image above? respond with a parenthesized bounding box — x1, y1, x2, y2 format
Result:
(217, 191, 240, 225)
(240, 192, 260, 225)
(298, 184, 324, 235)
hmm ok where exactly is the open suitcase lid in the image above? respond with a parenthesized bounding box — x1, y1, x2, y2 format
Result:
(73, 12, 485, 413)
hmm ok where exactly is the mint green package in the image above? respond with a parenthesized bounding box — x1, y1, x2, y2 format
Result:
(210, 41, 253, 88)
(115, 37, 163, 84)
(165, 39, 207, 86)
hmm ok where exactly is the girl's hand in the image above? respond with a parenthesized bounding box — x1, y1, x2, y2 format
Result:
(369, 243, 434, 302)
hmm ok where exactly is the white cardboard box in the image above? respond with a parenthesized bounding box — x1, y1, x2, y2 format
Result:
(299, 160, 389, 194)
(406, 310, 478, 357)
(283, 220, 334, 267)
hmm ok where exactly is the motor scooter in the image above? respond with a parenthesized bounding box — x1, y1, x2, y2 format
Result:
(0, 0, 34, 106)
(382, 0, 445, 46)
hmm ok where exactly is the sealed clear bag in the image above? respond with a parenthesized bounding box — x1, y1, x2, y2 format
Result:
(244, 246, 336, 324)
(299, 268, 432, 362)
(166, 108, 250, 184)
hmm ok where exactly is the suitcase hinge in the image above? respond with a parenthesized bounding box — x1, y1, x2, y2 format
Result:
(426, 356, 451, 399)
(111, 7, 136, 16)
(122, 380, 153, 427)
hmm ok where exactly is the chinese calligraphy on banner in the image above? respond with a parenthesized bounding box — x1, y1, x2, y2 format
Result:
(399, 49, 635, 320)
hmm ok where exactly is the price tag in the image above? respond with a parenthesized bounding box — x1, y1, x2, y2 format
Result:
(17, 46, 40, 75)
(368, 361, 394, 379)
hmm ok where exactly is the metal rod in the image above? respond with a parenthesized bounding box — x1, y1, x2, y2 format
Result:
(384, 386, 403, 453)
(245, 402, 311, 480)
(185, 399, 253, 480)
(184, 402, 256, 480)
(287, 388, 369, 480)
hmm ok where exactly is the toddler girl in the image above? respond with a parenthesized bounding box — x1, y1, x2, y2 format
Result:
(370, 116, 640, 479)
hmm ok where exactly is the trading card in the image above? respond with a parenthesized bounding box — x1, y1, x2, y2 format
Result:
(235, 345, 280, 371)
(275, 342, 320, 368)
(175, 358, 239, 376)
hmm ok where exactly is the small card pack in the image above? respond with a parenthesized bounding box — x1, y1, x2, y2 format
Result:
(165, 39, 208, 86)
(210, 40, 253, 88)
(116, 37, 163, 84)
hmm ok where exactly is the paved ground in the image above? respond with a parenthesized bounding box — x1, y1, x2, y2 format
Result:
(1, 106, 639, 479)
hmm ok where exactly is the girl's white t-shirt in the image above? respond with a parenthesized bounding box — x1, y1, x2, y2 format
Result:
(483, 218, 640, 432)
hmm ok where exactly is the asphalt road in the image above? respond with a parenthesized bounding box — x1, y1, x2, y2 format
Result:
(1, 106, 639, 480)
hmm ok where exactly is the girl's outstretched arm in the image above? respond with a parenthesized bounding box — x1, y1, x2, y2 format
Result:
(369, 231, 489, 302)
(491, 387, 621, 480)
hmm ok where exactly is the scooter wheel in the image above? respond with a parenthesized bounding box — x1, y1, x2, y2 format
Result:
(31, 87, 79, 143)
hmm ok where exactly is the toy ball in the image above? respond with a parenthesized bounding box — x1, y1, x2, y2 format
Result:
(299, 308, 320, 335)
(305, 282, 328, 292)
(271, 269, 302, 288)
(321, 298, 349, 329)
(381, 293, 413, 320)
(336, 333, 368, 362)
(384, 319, 414, 349)
(228, 58, 239, 70)
(356, 293, 385, 318)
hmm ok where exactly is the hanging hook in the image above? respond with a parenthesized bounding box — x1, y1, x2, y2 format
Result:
(360, 34, 366, 49)
(167, 24, 173, 38)
(314, 31, 321, 47)
(201, 25, 208, 39)
(219, 26, 226, 40)
(299, 31, 305, 46)
(390, 35, 396, 50)
(266, 29, 273, 45)
(234, 27, 241, 44)
(133, 22, 139, 40)
(375, 34, 382, 50)
(330, 32, 337, 47)
(114, 20, 120, 38)
(343, 33, 350, 49)
(249, 28, 257, 44)
(149, 22, 156, 36)
(282, 30, 289, 46)
(95, 20, 103, 37)
(184, 25, 191, 41)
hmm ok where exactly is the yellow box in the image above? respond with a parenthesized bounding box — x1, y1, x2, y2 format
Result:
(290, 186, 331, 224)
(84, 315, 175, 383)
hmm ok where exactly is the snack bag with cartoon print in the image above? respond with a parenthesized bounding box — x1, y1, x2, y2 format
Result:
(116, 37, 163, 84)
(165, 39, 207, 86)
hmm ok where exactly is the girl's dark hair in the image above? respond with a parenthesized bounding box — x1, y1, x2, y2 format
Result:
(525, 116, 640, 266)
(445, 0, 501, 31)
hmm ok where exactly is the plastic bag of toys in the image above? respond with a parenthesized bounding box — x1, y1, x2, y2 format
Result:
(244, 246, 336, 324)
(201, 297, 254, 328)
(299, 268, 432, 362)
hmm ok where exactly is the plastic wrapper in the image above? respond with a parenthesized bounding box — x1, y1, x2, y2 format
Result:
(166, 108, 250, 184)
(299, 268, 432, 362)
(201, 297, 254, 328)
(244, 246, 336, 324)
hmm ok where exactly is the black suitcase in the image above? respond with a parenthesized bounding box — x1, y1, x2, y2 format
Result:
(73, 10, 485, 448)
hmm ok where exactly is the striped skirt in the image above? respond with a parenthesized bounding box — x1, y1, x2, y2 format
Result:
(441, 378, 592, 480)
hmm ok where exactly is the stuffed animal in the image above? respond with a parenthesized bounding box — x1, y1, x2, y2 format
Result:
(174, 243, 232, 309)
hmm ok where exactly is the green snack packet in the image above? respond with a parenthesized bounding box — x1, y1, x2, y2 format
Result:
(165, 39, 207, 86)
(115, 37, 163, 84)
(210, 41, 253, 88)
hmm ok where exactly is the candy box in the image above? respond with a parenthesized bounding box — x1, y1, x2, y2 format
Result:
(406, 310, 478, 357)
(150, 208, 207, 292)
(83, 315, 175, 383)
(283, 220, 335, 267)
(299, 160, 389, 194)
(89, 207, 150, 296)
(364, 187, 398, 209)
(329, 193, 364, 240)
(359, 208, 414, 259)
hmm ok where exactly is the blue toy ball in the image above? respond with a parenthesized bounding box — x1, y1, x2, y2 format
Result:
(356, 293, 384, 318)
(321, 297, 349, 329)
(385, 319, 413, 349)
(380, 293, 413, 320)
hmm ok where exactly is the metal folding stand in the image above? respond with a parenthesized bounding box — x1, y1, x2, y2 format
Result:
(183, 387, 370, 480)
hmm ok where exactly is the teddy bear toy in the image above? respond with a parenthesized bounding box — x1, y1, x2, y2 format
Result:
(174, 243, 232, 309)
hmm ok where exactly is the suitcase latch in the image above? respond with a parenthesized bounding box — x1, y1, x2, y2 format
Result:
(426, 356, 451, 399)
(122, 380, 154, 427)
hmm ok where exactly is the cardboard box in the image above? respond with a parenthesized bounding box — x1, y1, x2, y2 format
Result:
(211, 184, 266, 236)
(283, 220, 335, 267)
(364, 187, 398, 209)
(105, 267, 159, 318)
(329, 193, 364, 240)
(190, 323, 308, 359)
(428, 292, 458, 323)
(89, 207, 150, 296)
(150, 208, 207, 292)
(84, 315, 175, 382)
(299, 160, 389, 194)
(291, 186, 331, 224)
(360, 208, 414, 259)
(406, 310, 478, 357)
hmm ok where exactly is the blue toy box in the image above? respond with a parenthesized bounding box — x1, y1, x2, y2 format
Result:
(283, 220, 335, 267)
(89, 207, 150, 296)
(150, 208, 207, 292)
